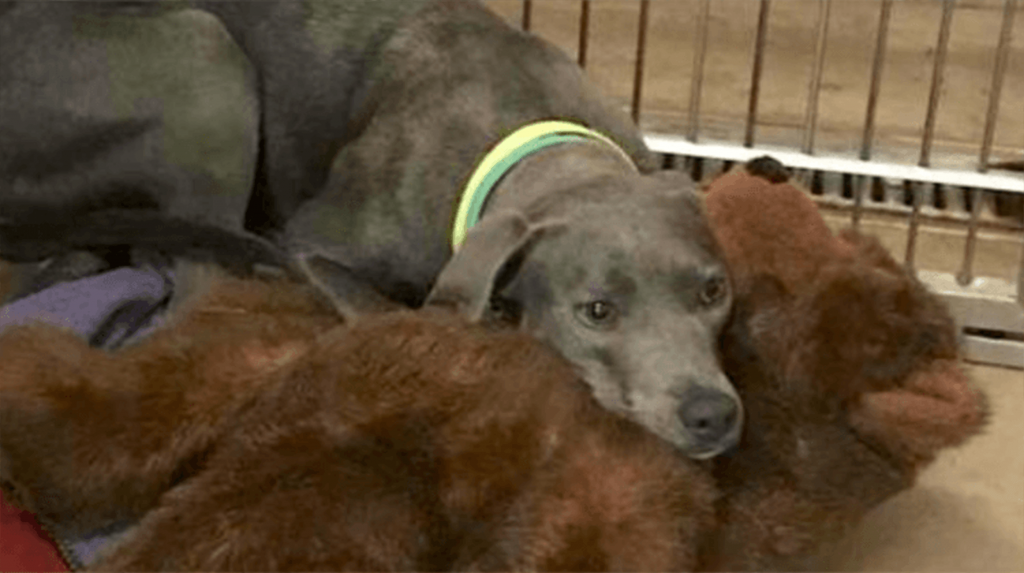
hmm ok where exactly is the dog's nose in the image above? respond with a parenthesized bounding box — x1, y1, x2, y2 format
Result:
(678, 387, 739, 446)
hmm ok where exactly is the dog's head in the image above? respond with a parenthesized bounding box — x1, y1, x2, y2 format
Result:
(427, 172, 742, 459)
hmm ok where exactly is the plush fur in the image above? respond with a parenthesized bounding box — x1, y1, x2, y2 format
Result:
(697, 158, 989, 570)
(701, 160, 855, 297)
(0, 273, 342, 536)
(0, 272, 715, 572)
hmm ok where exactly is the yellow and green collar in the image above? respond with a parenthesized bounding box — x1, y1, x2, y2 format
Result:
(450, 120, 636, 250)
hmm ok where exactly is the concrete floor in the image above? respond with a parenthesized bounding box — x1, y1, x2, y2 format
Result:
(485, 1, 1024, 569)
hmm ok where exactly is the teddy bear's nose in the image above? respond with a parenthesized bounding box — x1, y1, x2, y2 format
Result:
(678, 387, 740, 446)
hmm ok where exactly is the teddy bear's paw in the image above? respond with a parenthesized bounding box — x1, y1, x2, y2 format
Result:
(847, 359, 989, 472)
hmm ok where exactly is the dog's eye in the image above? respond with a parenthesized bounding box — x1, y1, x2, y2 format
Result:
(576, 300, 619, 329)
(699, 276, 728, 307)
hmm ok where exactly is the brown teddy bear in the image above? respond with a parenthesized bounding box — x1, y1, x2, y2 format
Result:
(697, 157, 989, 570)
(0, 266, 716, 571)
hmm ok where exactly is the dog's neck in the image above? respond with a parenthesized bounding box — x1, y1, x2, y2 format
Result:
(483, 140, 639, 218)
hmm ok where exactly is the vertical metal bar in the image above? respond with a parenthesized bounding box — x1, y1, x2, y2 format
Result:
(522, 0, 532, 31)
(919, 0, 956, 167)
(745, 0, 772, 148)
(860, 0, 894, 160)
(577, 0, 591, 68)
(631, 0, 651, 123)
(852, 175, 866, 228)
(956, 188, 983, 286)
(905, 182, 923, 269)
(802, 0, 832, 155)
(1018, 234, 1024, 306)
(688, 0, 712, 142)
(978, 0, 1017, 172)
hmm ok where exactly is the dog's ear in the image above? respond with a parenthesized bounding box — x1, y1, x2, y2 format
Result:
(295, 253, 403, 320)
(425, 210, 562, 322)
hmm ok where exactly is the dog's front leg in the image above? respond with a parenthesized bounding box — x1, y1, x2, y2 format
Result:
(0, 323, 216, 535)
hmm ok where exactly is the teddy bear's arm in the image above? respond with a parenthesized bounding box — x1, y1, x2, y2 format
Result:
(0, 323, 219, 534)
(849, 359, 989, 475)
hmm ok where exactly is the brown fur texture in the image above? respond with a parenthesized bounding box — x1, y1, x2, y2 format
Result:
(701, 163, 855, 298)
(0, 275, 341, 536)
(0, 273, 716, 571)
(698, 160, 989, 570)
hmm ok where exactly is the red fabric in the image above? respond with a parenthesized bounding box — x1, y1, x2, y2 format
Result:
(0, 492, 69, 573)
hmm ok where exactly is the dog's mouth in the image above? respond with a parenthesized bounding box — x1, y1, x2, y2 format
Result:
(684, 427, 743, 460)
(687, 447, 724, 461)
(648, 417, 743, 460)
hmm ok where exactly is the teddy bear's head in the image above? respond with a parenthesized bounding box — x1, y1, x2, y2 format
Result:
(758, 232, 959, 405)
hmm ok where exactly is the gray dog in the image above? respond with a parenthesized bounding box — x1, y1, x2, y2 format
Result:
(278, 1, 742, 458)
(0, 0, 741, 458)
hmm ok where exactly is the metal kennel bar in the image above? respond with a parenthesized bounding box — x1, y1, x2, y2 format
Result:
(514, 0, 1024, 368)
(577, 0, 591, 68)
(631, 0, 650, 123)
(907, 0, 956, 269)
(687, 0, 711, 143)
(745, 0, 772, 148)
(979, 0, 1018, 173)
(802, 0, 831, 155)
(860, 0, 894, 163)
(918, 0, 955, 169)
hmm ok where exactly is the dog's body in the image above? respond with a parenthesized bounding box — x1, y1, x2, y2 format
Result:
(233, 0, 741, 458)
(0, 268, 716, 571)
(1, 0, 741, 458)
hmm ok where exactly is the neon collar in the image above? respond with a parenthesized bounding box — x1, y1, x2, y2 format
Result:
(450, 120, 636, 250)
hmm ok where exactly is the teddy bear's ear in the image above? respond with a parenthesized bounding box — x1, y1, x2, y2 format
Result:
(743, 155, 791, 183)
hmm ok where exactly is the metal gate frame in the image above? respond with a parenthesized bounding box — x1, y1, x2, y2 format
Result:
(515, 0, 1024, 368)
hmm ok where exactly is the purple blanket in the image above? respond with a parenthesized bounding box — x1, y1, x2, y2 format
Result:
(0, 266, 173, 349)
